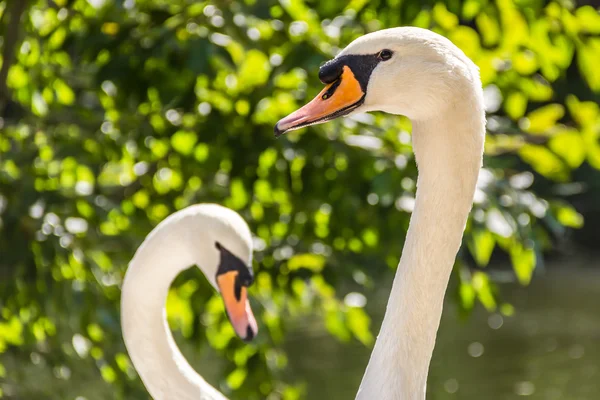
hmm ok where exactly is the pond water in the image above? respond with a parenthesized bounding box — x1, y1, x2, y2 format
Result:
(283, 251, 600, 400)
(3, 252, 598, 399)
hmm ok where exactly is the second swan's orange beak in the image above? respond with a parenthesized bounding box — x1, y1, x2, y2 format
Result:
(274, 65, 365, 136)
(217, 270, 258, 341)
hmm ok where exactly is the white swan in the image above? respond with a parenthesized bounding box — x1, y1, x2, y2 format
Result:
(121, 203, 258, 400)
(275, 27, 485, 399)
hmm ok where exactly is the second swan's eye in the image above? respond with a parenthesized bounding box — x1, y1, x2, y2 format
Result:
(378, 49, 393, 61)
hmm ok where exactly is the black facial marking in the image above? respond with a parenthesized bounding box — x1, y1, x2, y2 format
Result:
(319, 59, 345, 84)
(321, 78, 342, 100)
(244, 325, 255, 342)
(234, 274, 243, 302)
(318, 53, 382, 93)
(215, 241, 254, 289)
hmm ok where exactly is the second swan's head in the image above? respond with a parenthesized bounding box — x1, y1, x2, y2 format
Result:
(274, 27, 481, 135)
(189, 204, 258, 341)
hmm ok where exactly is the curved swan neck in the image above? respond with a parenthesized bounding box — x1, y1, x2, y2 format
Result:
(121, 218, 226, 400)
(357, 99, 485, 399)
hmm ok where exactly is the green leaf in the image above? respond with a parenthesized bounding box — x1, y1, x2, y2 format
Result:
(7, 64, 29, 89)
(448, 26, 480, 59)
(458, 280, 476, 310)
(566, 95, 599, 128)
(0, 317, 24, 349)
(556, 205, 584, 228)
(171, 130, 198, 156)
(274, 68, 307, 89)
(472, 271, 496, 311)
(512, 51, 538, 75)
(576, 6, 600, 34)
(509, 242, 536, 285)
(549, 128, 586, 169)
(100, 365, 116, 383)
(361, 228, 379, 247)
(433, 3, 459, 30)
(226, 368, 248, 390)
(468, 229, 495, 267)
(287, 254, 326, 272)
(346, 307, 373, 345)
(505, 91, 527, 120)
(462, 0, 482, 20)
(576, 38, 600, 92)
(238, 50, 271, 91)
(325, 308, 351, 342)
(523, 104, 564, 134)
(53, 79, 75, 105)
(519, 144, 569, 182)
(520, 78, 553, 101)
(476, 12, 500, 46)
(225, 178, 249, 210)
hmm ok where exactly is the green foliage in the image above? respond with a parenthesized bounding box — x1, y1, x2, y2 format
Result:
(0, 0, 598, 399)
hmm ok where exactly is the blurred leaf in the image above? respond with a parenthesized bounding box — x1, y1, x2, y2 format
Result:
(287, 254, 326, 272)
(549, 128, 586, 169)
(346, 307, 373, 346)
(523, 104, 564, 134)
(468, 229, 495, 267)
(509, 242, 536, 285)
(556, 204, 584, 229)
(505, 92, 527, 120)
(577, 39, 600, 92)
(171, 130, 198, 156)
(227, 368, 248, 390)
(472, 271, 496, 311)
(519, 144, 569, 181)
(238, 50, 271, 91)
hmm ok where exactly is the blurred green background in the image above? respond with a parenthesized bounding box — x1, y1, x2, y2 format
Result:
(1, 0, 599, 399)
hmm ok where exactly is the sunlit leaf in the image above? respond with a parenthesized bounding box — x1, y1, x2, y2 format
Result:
(472, 271, 496, 311)
(549, 128, 586, 169)
(346, 307, 373, 345)
(523, 104, 564, 134)
(556, 204, 584, 229)
(509, 242, 536, 285)
(171, 130, 198, 156)
(238, 50, 271, 91)
(468, 229, 495, 267)
(505, 92, 527, 120)
(519, 144, 569, 181)
(287, 254, 326, 272)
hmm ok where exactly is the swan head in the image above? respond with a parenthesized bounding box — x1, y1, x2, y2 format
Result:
(191, 204, 258, 341)
(274, 27, 481, 135)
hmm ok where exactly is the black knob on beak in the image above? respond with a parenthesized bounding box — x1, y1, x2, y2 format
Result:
(319, 59, 344, 84)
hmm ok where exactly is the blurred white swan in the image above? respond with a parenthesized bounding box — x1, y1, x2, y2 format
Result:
(121, 204, 257, 400)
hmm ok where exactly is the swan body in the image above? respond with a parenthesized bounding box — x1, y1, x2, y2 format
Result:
(276, 27, 485, 399)
(121, 204, 258, 400)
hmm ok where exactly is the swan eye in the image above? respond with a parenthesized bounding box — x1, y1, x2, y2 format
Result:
(378, 49, 393, 61)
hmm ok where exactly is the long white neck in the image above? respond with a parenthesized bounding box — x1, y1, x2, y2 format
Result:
(356, 98, 485, 399)
(121, 217, 227, 400)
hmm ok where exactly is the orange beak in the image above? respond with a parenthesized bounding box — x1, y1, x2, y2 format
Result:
(217, 270, 258, 341)
(274, 65, 365, 136)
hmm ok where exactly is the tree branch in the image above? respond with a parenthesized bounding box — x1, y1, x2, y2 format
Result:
(0, 0, 28, 111)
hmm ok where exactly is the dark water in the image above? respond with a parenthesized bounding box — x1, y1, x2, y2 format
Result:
(283, 252, 600, 400)
(4, 253, 598, 399)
